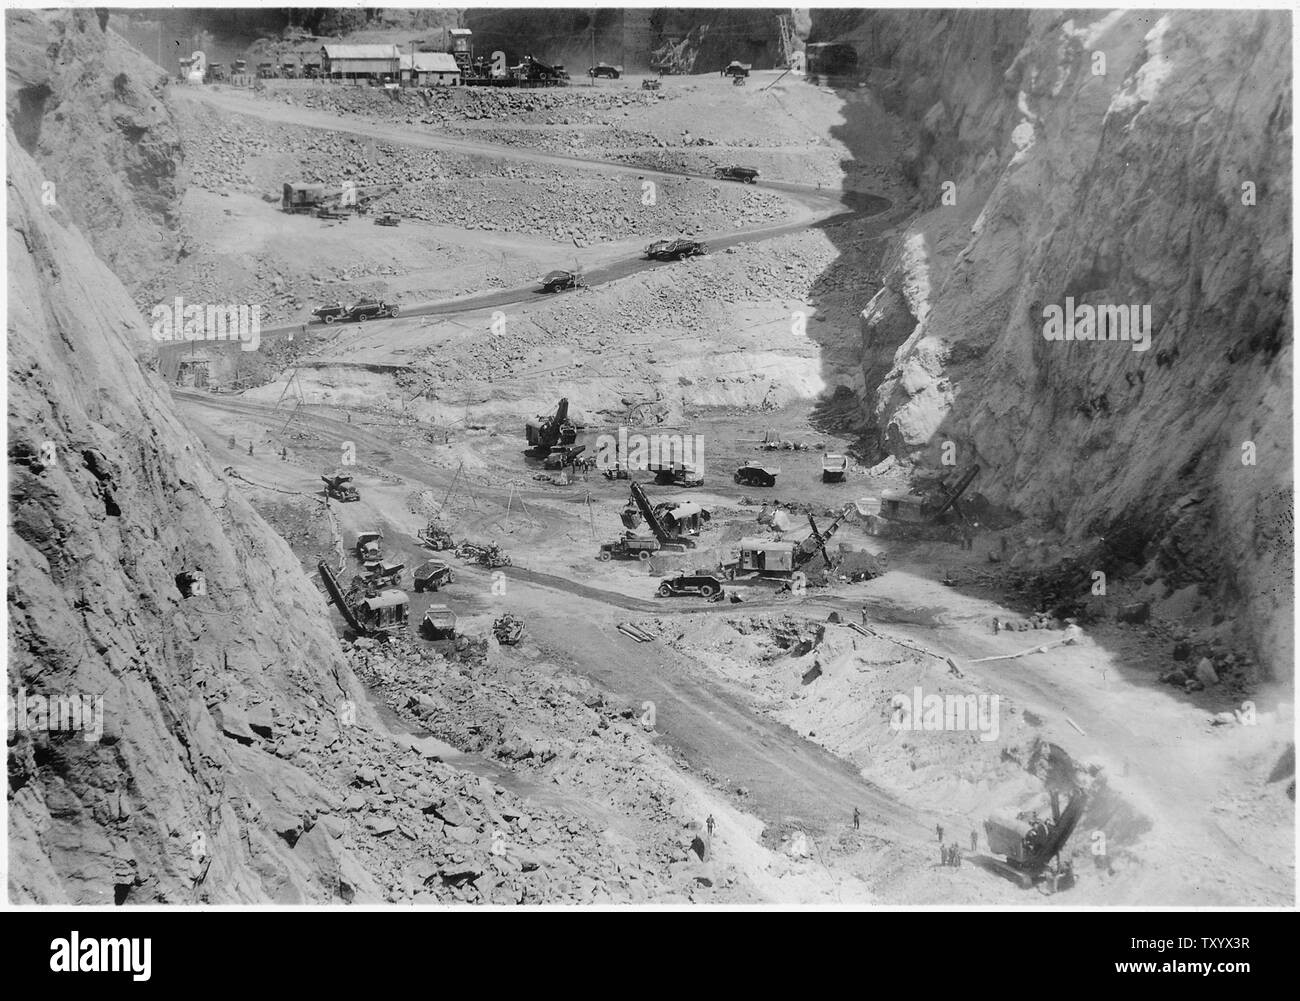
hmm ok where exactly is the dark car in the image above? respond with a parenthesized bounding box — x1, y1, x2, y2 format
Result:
(641, 78, 660, 91)
(540, 270, 581, 293)
(645, 238, 707, 261)
(722, 61, 751, 78)
(312, 298, 400, 324)
(588, 63, 621, 79)
(657, 572, 724, 598)
(714, 165, 759, 184)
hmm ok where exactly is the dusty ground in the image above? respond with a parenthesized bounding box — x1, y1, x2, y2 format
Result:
(158, 70, 1293, 906)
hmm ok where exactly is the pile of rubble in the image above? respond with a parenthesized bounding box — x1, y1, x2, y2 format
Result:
(180, 112, 790, 243)
(264, 81, 670, 128)
(346, 637, 742, 901)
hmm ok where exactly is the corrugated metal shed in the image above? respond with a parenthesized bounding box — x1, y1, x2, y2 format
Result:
(400, 52, 460, 73)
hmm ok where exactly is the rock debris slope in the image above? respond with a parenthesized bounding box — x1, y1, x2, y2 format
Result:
(6, 132, 380, 904)
(844, 9, 1292, 674)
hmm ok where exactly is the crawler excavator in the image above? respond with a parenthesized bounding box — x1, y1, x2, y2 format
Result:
(597, 482, 697, 561)
(525, 397, 578, 456)
(977, 741, 1088, 893)
(317, 561, 408, 640)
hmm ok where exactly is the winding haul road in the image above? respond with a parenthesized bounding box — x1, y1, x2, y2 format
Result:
(167, 85, 930, 877)
(166, 86, 889, 345)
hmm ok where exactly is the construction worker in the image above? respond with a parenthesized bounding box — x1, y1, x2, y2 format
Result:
(860, 605, 869, 625)
(706, 814, 715, 838)
(853, 807, 860, 830)
(936, 823, 944, 844)
(951, 843, 962, 867)
(970, 830, 978, 852)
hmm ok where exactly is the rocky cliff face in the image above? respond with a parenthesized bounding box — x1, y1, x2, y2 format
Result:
(830, 9, 1292, 675)
(5, 16, 385, 900)
(5, 8, 182, 297)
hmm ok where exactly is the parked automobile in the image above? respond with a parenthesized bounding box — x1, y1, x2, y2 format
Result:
(714, 165, 759, 184)
(656, 572, 725, 598)
(412, 560, 455, 593)
(374, 213, 400, 227)
(312, 298, 400, 324)
(644, 238, 707, 261)
(722, 61, 751, 78)
(540, 270, 582, 293)
(588, 63, 621, 79)
(641, 78, 661, 91)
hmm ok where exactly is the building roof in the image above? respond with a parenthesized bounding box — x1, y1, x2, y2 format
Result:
(399, 52, 461, 73)
(448, 28, 473, 36)
(363, 589, 408, 610)
(321, 44, 400, 60)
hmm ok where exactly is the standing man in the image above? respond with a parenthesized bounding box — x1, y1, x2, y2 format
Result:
(936, 823, 944, 844)
(853, 806, 860, 830)
(860, 605, 869, 626)
(970, 830, 978, 853)
(706, 814, 715, 839)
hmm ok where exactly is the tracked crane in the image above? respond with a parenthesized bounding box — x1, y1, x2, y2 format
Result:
(929, 464, 980, 519)
(525, 397, 578, 455)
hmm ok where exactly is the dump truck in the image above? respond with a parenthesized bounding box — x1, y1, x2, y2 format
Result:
(420, 604, 457, 640)
(360, 561, 404, 589)
(597, 535, 661, 561)
(651, 462, 705, 487)
(735, 461, 779, 487)
(355, 530, 384, 566)
(822, 454, 848, 483)
(412, 560, 455, 592)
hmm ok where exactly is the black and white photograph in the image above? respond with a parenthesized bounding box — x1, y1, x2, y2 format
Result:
(3, 0, 1293, 933)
